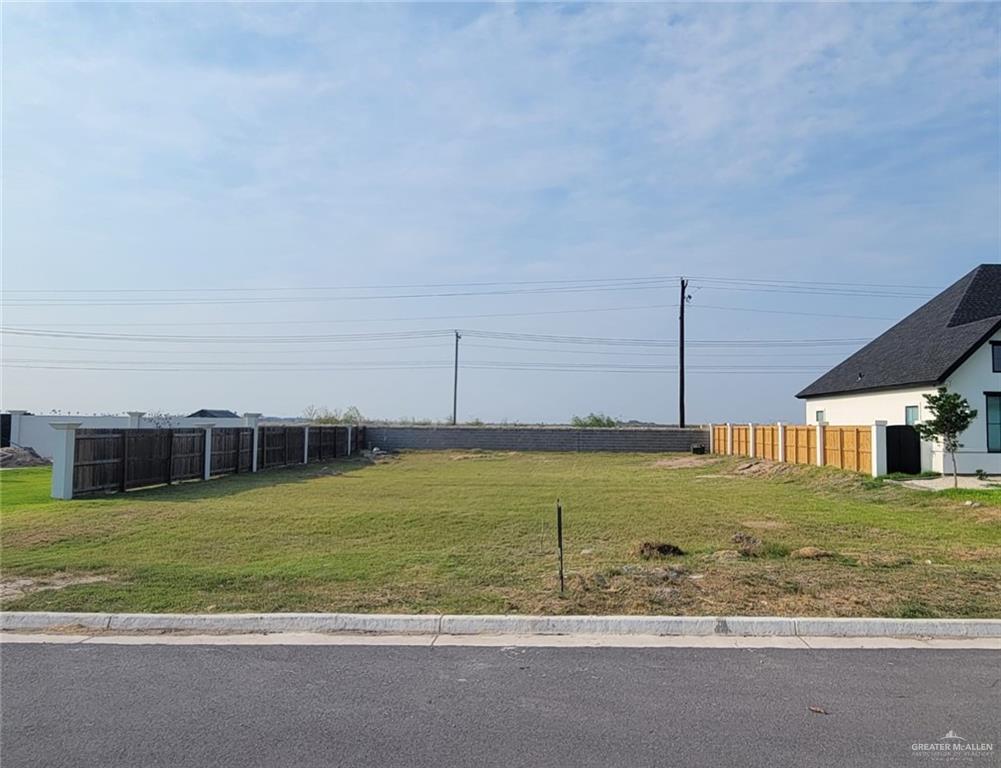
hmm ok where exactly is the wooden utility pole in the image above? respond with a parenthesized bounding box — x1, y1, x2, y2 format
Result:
(679, 278, 689, 428)
(452, 330, 462, 425)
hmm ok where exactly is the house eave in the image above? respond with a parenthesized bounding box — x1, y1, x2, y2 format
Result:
(796, 380, 941, 400)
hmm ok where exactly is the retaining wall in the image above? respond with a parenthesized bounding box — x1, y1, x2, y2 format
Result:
(364, 425, 709, 453)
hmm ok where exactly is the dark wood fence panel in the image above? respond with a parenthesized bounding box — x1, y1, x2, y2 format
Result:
(171, 430, 205, 482)
(74, 429, 124, 494)
(124, 430, 173, 490)
(211, 428, 251, 476)
(259, 427, 288, 469)
(73, 423, 362, 497)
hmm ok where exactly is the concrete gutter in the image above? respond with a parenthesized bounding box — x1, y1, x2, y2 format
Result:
(2, 612, 1000, 639)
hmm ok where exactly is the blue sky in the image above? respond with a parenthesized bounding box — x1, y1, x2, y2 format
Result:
(2, 2, 999, 422)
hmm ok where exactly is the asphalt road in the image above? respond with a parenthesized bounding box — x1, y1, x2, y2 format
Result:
(2, 643, 998, 768)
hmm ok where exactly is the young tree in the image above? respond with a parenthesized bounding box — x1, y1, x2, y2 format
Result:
(914, 388, 977, 488)
(571, 412, 618, 428)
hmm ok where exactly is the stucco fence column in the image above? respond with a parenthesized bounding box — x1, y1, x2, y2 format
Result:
(816, 422, 827, 467)
(776, 421, 785, 463)
(49, 422, 81, 500)
(871, 420, 888, 477)
(303, 427, 310, 464)
(8, 410, 27, 446)
(243, 413, 262, 472)
(726, 423, 733, 455)
(127, 411, 145, 429)
(748, 423, 756, 459)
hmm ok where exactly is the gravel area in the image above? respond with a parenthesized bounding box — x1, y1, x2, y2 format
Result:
(898, 475, 1001, 491)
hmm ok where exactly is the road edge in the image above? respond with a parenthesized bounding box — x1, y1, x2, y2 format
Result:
(2, 612, 1000, 639)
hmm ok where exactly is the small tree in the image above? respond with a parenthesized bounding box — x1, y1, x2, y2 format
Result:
(571, 412, 618, 428)
(914, 388, 977, 488)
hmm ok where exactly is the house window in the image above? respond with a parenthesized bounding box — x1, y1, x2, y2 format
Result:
(905, 406, 919, 426)
(988, 394, 1001, 453)
(815, 410, 825, 423)
(992, 342, 1001, 373)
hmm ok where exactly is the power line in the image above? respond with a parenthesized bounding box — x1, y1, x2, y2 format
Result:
(0, 325, 871, 347)
(0, 280, 676, 307)
(4, 362, 825, 374)
(1, 273, 943, 294)
(0, 303, 682, 328)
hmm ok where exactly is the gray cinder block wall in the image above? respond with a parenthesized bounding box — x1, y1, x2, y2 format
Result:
(364, 426, 709, 453)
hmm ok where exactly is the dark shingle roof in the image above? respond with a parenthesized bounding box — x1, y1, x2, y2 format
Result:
(187, 409, 240, 419)
(796, 264, 1001, 399)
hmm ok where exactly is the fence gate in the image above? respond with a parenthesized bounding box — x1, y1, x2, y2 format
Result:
(886, 425, 921, 475)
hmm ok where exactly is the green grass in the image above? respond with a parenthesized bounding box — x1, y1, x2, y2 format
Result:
(2, 452, 1000, 617)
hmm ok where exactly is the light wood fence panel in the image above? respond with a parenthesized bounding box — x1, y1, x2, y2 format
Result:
(712, 425, 728, 454)
(731, 425, 750, 456)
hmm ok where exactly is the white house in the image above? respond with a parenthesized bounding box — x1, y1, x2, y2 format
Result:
(797, 264, 1001, 475)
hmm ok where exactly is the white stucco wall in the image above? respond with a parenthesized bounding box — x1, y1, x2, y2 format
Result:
(803, 329, 1001, 474)
(8, 413, 247, 458)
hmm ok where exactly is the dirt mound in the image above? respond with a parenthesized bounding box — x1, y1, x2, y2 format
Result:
(790, 546, 835, 559)
(732, 460, 797, 478)
(638, 541, 686, 559)
(0, 446, 51, 468)
(652, 456, 715, 469)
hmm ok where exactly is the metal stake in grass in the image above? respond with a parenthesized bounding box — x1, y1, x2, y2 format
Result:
(556, 498, 565, 594)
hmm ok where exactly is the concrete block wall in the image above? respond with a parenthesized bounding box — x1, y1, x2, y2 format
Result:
(364, 425, 710, 453)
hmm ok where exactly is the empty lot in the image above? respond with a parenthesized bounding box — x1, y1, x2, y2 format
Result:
(2, 452, 999, 617)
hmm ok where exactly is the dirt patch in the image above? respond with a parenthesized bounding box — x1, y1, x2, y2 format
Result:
(709, 549, 741, 561)
(855, 553, 913, 568)
(741, 519, 788, 530)
(652, 456, 715, 470)
(1, 574, 114, 601)
(790, 546, 836, 560)
(0, 446, 51, 468)
(967, 506, 1001, 524)
(638, 541, 686, 559)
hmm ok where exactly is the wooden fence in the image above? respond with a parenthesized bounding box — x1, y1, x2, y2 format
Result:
(823, 426, 872, 475)
(72, 424, 366, 497)
(783, 425, 816, 465)
(710, 423, 878, 475)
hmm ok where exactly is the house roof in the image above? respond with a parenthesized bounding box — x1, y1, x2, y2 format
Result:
(796, 264, 1001, 399)
(187, 409, 240, 419)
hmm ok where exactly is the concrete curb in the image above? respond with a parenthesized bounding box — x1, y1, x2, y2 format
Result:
(2, 612, 1001, 639)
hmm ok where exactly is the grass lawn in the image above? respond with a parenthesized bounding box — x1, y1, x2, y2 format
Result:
(1, 452, 999, 618)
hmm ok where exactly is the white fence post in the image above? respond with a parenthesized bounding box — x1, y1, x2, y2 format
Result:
(816, 422, 826, 467)
(243, 413, 261, 472)
(127, 411, 145, 429)
(49, 422, 81, 499)
(707, 423, 714, 454)
(347, 426, 353, 456)
(303, 427, 310, 464)
(726, 423, 733, 455)
(748, 423, 756, 458)
(777, 422, 785, 463)
(195, 423, 215, 480)
(872, 420, 888, 477)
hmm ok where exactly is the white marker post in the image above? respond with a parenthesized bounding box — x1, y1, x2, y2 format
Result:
(49, 422, 81, 500)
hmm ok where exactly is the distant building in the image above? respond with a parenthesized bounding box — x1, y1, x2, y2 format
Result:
(797, 264, 1000, 474)
(187, 409, 240, 419)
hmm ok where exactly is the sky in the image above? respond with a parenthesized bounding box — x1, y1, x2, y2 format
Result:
(2, 2, 999, 423)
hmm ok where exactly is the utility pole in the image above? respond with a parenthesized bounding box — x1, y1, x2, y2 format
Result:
(452, 330, 462, 425)
(679, 278, 689, 428)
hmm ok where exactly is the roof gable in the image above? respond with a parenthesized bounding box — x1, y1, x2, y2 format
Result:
(797, 264, 1001, 399)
